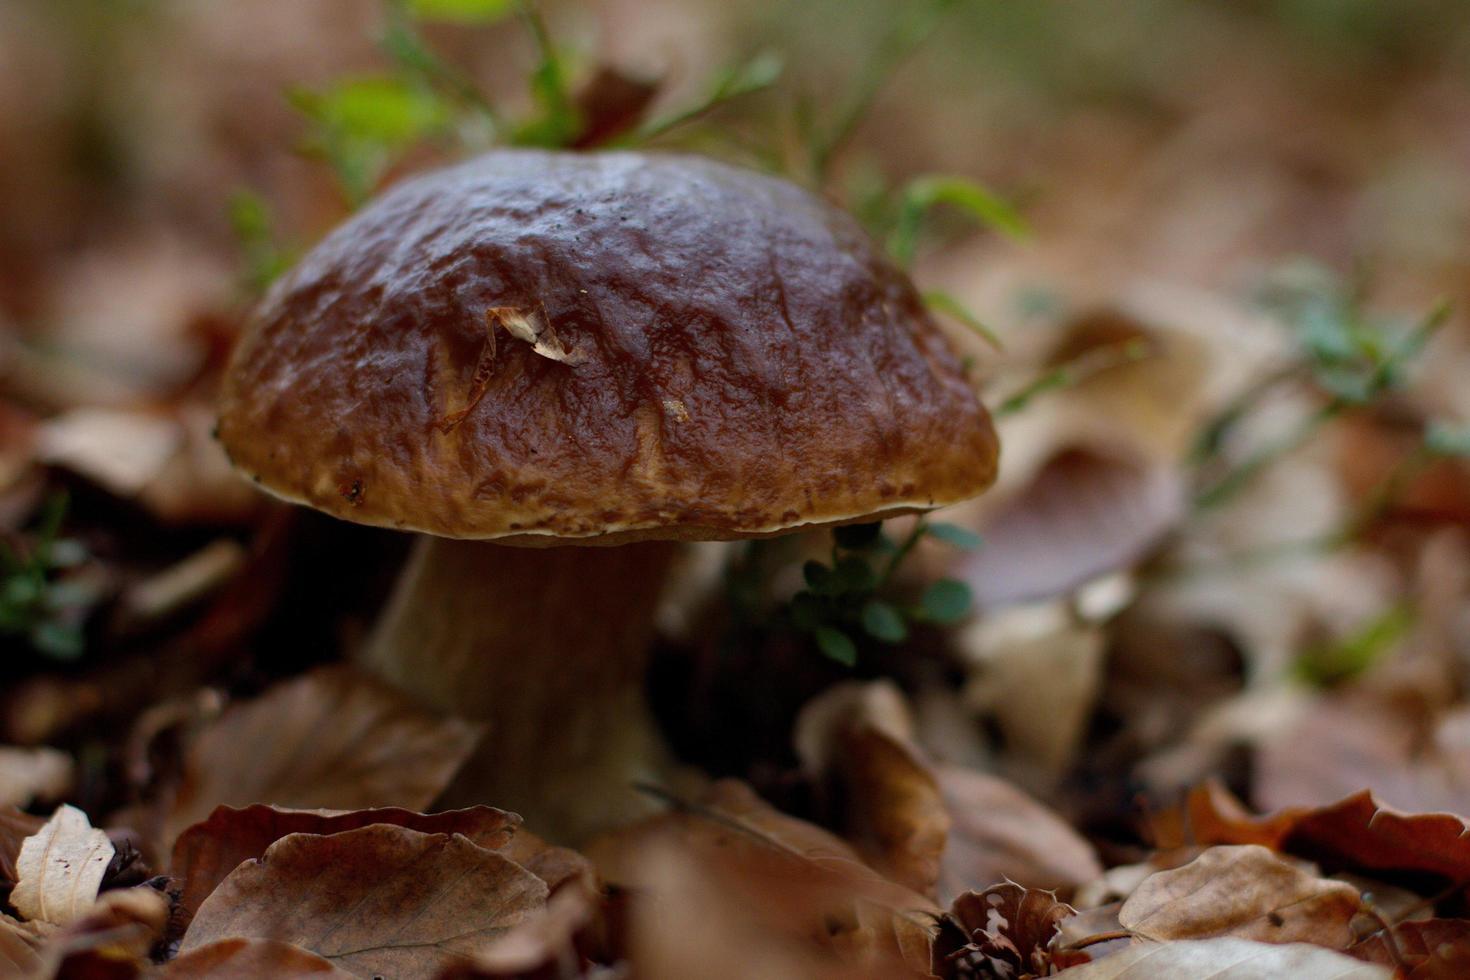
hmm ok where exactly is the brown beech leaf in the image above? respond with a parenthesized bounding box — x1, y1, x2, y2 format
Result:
(1348, 918, 1470, 978)
(936, 765, 1102, 902)
(169, 803, 519, 927)
(794, 684, 950, 898)
(1, 805, 45, 893)
(163, 666, 481, 847)
(162, 937, 356, 978)
(955, 447, 1184, 609)
(570, 65, 660, 149)
(180, 824, 547, 979)
(434, 887, 598, 980)
(1185, 781, 1470, 884)
(11, 804, 114, 926)
(1053, 937, 1391, 978)
(45, 886, 169, 976)
(1118, 845, 1361, 947)
(0, 913, 49, 977)
(498, 827, 597, 897)
(589, 779, 937, 978)
(933, 883, 1078, 979)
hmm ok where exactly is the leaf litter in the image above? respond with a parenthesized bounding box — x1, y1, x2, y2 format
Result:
(8, 2, 1470, 978)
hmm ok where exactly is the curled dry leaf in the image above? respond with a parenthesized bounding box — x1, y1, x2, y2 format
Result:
(933, 882, 1080, 979)
(795, 682, 949, 898)
(434, 887, 599, 980)
(0, 746, 73, 808)
(1, 806, 46, 894)
(954, 447, 1184, 610)
(35, 406, 182, 498)
(1053, 937, 1391, 979)
(1348, 919, 1470, 978)
(163, 666, 482, 848)
(43, 885, 169, 976)
(1255, 694, 1470, 817)
(0, 913, 49, 977)
(170, 803, 520, 927)
(1118, 845, 1361, 948)
(588, 779, 938, 978)
(936, 764, 1102, 903)
(180, 824, 548, 980)
(498, 827, 597, 897)
(956, 605, 1105, 778)
(11, 804, 114, 926)
(162, 937, 356, 978)
(1185, 781, 1470, 885)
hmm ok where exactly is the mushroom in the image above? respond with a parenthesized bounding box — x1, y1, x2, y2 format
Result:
(216, 150, 999, 840)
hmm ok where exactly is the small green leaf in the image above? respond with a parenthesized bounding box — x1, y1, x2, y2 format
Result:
(889, 174, 1027, 265)
(406, 0, 515, 22)
(1426, 422, 1470, 458)
(926, 522, 982, 551)
(831, 556, 876, 593)
(861, 600, 908, 643)
(292, 76, 449, 146)
(833, 522, 884, 551)
(814, 625, 857, 666)
(719, 48, 784, 97)
(920, 579, 972, 625)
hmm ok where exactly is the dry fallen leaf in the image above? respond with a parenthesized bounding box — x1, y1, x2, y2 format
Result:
(589, 779, 937, 977)
(498, 826, 597, 897)
(954, 447, 1184, 609)
(1185, 782, 1470, 885)
(936, 764, 1103, 903)
(11, 804, 114, 926)
(933, 882, 1080, 979)
(956, 604, 1105, 779)
(180, 824, 548, 979)
(35, 406, 183, 497)
(1348, 918, 1470, 978)
(795, 682, 950, 898)
(0, 912, 49, 977)
(1053, 937, 1391, 979)
(1118, 845, 1361, 948)
(162, 937, 356, 978)
(1255, 694, 1470, 817)
(163, 666, 481, 848)
(436, 887, 599, 980)
(0, 746, 72, 808)
(617, 838, 902, 980)
(1, 806, 46, 894)
(170, 803, 520, 928)
(45, 885, 169, 976)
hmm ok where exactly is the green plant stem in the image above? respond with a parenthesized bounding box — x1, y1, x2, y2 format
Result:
(879, 519, 928, 586)
(384, 1, 504, 131)
(1190, 363, 1306, 465)
(994, 338, 1151, 418)
(1193, 398, 1345, 511)
(810, 0, 958, 180)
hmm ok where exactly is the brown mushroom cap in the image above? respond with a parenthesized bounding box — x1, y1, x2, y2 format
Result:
(217, 150, 998, 544)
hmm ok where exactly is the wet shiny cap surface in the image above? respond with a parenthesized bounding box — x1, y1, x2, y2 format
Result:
(217, 150, 999, 543)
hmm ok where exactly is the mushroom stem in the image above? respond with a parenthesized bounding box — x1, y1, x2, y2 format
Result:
(360, 536, 678, 841)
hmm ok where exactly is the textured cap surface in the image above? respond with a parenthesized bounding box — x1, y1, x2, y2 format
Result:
(217, 150, 998, 543)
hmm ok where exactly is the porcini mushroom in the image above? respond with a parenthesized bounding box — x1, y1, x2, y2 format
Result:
(216, 150, 999, 840)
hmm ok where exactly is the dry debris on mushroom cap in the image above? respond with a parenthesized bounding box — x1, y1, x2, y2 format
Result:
(217, 150, 998, 545)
